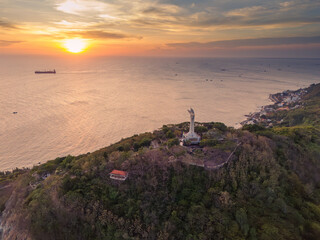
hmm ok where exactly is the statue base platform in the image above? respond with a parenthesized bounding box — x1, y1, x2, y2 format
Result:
(182, 132, 201, 145)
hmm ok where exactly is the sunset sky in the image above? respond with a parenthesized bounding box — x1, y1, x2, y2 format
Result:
(1, 0, 320, 57)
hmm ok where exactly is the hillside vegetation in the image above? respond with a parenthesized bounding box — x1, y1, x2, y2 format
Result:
(0, 84, 320, 240)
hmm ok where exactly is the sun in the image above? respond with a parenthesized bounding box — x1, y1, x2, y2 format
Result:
(63, 38, 87, 53)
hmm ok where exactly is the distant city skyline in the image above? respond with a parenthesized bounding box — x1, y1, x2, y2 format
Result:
(1, 0, 320, 57)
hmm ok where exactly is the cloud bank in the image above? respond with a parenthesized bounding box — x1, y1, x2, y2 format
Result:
(168, 36, 320, 49)
(0, 40, 23, 46)
(0, 0, 319, 56)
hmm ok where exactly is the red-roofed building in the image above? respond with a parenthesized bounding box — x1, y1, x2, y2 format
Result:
(110, 170, 128, 181)
(277, 107, 289, 111)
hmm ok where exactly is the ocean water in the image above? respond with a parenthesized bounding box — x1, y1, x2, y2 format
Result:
(0, 56, 319, 171)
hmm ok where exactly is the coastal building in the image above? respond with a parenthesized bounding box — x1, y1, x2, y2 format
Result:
(241, 87, 309, 127)
(110, 170, 128, 181)
(182, 108, 201, 144)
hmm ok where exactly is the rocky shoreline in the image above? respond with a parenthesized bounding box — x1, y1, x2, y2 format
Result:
(240, 84, 314, 127)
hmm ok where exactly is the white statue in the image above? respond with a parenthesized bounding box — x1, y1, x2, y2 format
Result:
(188, 108, 195, 134)
(182, 108, 201, 144)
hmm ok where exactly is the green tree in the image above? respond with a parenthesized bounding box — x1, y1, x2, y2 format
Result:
(235, 208, 249, 236)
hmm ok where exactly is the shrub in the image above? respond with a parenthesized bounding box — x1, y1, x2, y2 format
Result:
(139, 138, 152, 147)
(212, 122, 228, 132)
(61, 155, 75, 169)
(167, 138, 180, 147)
(200, 139, 218, 147)
(133, 138, 152, 151)
(166, 130, 175, 139)
(117, 143, 131, 152)
(162, 125, 169, 134)
(242, 124, 266, 132)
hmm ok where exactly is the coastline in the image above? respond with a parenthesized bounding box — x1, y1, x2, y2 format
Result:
(2, 57, 320, 172)
(240, 84, 315, 127)
(0, 83, 318, 172)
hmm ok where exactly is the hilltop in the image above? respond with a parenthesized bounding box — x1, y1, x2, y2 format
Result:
(0, 83, 320, 240)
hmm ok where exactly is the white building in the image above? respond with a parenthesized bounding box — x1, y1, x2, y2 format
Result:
(110, 170, 128, 181)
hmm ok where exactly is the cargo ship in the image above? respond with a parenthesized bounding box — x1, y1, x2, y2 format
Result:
(35, 69, 56, 74)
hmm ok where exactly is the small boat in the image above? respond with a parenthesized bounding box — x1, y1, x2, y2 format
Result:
(35, 69, 56, 74)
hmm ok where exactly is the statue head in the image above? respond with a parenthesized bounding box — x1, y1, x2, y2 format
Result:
(187, 108, 195, 118)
